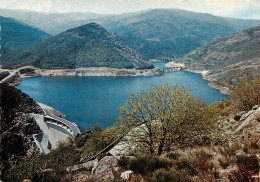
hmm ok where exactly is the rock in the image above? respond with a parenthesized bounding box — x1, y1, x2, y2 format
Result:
(0, 84, 43, 174)
(235, 150, 247, 157)
(240, 110, 254, 121)
(243, 129, 249, 140)
(120, 170, 133, 180)
(257, 117, 260, 122)
(23, 179, 32, 182)
(92, 156, 118, 175)
(66, 158, 98, 172)
(234, 111, 246, 121)
(252, 105, 259, 110)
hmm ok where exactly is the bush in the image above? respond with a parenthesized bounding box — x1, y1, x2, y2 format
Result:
(218, 157, 230, 169)
(166, 151, 181, 160)
(175, 156, 196, 175)
(236, 154, 259, 171)
(151, 168, 192, 182)
(227, 154, 260, 182)
(230, 76, 260, 111)
(129, 155, 171, 176)
(228, 167, 255, 182)
(118, 156, 129, 169)
(81, 124, 105, 159)
(223, 144, 237, 157)
(4, 140, 79, 181)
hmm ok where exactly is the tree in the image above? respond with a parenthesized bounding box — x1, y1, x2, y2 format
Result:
(116, 83, 219, 155)
(230, 75, 260, 111)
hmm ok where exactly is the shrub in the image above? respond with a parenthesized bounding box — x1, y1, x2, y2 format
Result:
(166, 151, 181, 160)
(4, 140, 79, 181)
(151, 168, 192, 182)
(175, 156, 196, 175)
(228, 167, 255, 182)
(193, 148, 213, 159)
(190, 148, 215, 175)
(218, 157, 230, 169)
(129, 155, 171, 176)
(227, 154, 260, 182)
(118, 156, 129, 169)
(223, 144, 237, 157)
(236, 154, 259, 172)
(81, 124, 105, 159)
(230, 76, 260, 111)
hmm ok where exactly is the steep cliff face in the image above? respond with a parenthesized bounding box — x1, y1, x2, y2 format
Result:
(0, 84, 43, 174)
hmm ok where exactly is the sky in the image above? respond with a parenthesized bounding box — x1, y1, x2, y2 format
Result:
(0, 0, 260, 20)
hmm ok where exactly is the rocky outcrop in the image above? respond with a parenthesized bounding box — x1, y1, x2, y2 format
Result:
(120, 170, 133, 181)
(236, 105, 260, 132)
(0, 84, 43, 174)
(70, 156, 119, 181)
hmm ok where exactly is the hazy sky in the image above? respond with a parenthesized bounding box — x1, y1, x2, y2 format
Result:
(1, 0, 260, 19)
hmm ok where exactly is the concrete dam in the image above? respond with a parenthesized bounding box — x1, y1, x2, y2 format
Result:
(32, 103, 81, 154)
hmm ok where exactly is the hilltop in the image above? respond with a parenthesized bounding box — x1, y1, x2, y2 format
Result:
(0, 23, 153, 69)
(50, 9, 260, 60)
(2, 9, 260, 60)
(0, 9, 105, 35)
(178, 26, 260, 91)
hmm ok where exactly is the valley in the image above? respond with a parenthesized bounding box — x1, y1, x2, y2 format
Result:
(0, 5, 259, 182)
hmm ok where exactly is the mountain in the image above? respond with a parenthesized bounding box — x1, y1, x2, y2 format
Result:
(2, 9, 260, 60)
(0, 9, 106, 35)
(179, 26, 260, 87)
(52, 9, 260, 60)
(0, 16, 50, 50)
(0, 83, 43, 174)
(0, 23, 153, 69)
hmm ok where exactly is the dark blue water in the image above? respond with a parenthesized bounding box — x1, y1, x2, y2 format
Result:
(17, 63, 227, 131)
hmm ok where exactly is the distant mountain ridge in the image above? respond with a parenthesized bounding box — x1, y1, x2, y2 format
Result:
(0, 16, 50, 50)
(0, 9, 106, 35)
(46, 9, 260, 60)
(2, 9, 260, 60)
(179, 25, 260, 87)
(0, 23, 153, 69)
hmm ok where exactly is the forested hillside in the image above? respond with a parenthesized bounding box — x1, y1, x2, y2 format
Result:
(1, 23, 153, 69)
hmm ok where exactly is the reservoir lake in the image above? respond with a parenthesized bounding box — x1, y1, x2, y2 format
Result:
(17, 63, 227, 131)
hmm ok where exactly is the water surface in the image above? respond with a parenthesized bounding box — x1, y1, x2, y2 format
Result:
(17, 63, 227, 131)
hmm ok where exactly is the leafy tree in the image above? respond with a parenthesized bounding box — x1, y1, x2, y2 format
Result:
(230, 75, 260, 111)
(116, 83, 219, 155)
(81, 124, 105, 159)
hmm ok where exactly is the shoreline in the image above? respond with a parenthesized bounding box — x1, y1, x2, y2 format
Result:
(1, 65, 229, 95)
(184, 69, 230, 95)
(16, 66, 164, 78)
(165, 61, 230, 95)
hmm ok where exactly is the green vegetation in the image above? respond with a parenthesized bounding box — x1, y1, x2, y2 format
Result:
(180, 26, 260, 88)
(230, 75, 260, 111)
(115, 83, 220, 155)
(80, 124, 106, 159)
(92, 9, 260, 60)
(0, 16, 50, 51)
(3, 78, 260, 181)
(151, 168, 192, 182)
(3, 139, 79, 181)
(1, 23, 153, 69)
